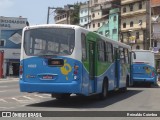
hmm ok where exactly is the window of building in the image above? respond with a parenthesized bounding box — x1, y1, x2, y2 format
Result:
(113, 16, 117, 21)
(93, 24, 95, 28)
(136, 32, 139, 39)
(99, 31, 103, 35)
(129, 4, 133, 11)
(113, 29, 117, 34)
(92, 13, 95, 18)
(81, 33, 87, 60)
(136, 45, 140, 49)
(0, 39, 5, 46)
(81, 10, 83, 14)
(81, 19, 83, 23)
(139, 20, 142, 26)
(85, 18, 87, 22)
(123, 23, 126, 28)
(98, 23, 100, 27)
(105, 30, 109, 37)
(139, 2, 142, 9)
(123, 7, 126, 13)
(130, 21, 133, 27)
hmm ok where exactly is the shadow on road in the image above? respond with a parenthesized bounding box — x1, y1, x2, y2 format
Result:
(27, 89, 142, 109)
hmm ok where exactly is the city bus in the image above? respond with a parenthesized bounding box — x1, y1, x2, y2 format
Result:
(131, 50, 157, 86)
(19, 24, 132, 99)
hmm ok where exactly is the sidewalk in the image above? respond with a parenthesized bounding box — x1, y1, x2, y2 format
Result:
(0, 77, 19, 82)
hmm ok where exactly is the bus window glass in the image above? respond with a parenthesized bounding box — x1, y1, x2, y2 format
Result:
(120, 48, 125, 63)
(98, 40, 105, 62)
(81, 33, 87, 60)
(106, 42, 113, 62)
(124, 49, 129, 64)
(24, 28, 75, 56)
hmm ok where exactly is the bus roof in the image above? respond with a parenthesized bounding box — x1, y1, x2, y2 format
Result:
(24, 24, 131, 50)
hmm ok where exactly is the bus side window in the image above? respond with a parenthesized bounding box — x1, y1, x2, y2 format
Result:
(81, 33, 87, 60)
(120, 48, 125, 64)
(106, 42, 113, 63)
(98, 40, 105, 62)
(124, 49, 129, 64)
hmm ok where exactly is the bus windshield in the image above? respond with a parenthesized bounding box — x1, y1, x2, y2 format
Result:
(24, 28, 75, 56)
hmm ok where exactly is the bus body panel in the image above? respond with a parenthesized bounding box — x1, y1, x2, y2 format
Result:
(132, 50, 157, 85)
(19, 24, 131, 97)
(20, 56, 83, 93)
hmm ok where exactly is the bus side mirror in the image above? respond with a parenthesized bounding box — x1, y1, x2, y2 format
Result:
(131, 51, 136, 59)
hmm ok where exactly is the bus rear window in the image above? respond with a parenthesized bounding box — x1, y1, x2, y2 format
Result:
(24, 28, 75, 56)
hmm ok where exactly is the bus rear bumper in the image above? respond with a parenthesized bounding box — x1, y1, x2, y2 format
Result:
(132, 77, 156, 84)
(19, 80, 81, 94)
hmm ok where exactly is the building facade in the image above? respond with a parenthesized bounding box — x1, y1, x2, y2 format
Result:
(54, 4, 80, 25)
(0, 16, 27, 77)
(120, 0, 149, 50)
(97, 8, 119, 41)
(79, 2, 91, 28)
(151, 0, 160, 70)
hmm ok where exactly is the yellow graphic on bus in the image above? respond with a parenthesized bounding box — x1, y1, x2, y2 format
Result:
(60, 60, 72, 80)
(145, 67, 151, 74)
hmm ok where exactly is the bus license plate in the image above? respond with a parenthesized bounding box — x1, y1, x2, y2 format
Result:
(42, 75, 53, 80)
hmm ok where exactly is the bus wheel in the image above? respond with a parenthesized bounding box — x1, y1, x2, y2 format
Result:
(126, 75, 129, 87)
(99, 80, 108, 100)
(52, 93, 70, 100)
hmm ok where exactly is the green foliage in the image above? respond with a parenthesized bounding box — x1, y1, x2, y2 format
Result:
(70, 3, 80, 25)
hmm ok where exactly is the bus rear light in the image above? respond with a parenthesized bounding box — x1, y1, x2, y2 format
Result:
(152, 72, 155, 77)
(73, 65, 79, 80)
(19, 65, 23, 75)
(74, 65, 79, 70)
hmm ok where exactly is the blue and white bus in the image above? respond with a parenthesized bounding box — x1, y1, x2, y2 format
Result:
(19, 24, 132, 99)
(131, 50, 157, 86)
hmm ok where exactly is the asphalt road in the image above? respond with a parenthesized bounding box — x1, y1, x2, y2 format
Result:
(0, 79, 160, 120)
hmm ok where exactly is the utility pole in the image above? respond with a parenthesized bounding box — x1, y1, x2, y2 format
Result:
(47, 7, 50, 24)
(47, 7, 60, 24)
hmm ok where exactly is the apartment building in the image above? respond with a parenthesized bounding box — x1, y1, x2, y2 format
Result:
(120, 0, 149, 50)
(151, 0, 160, 70)
(54, 5, 75, 24)
(79, 2, 90, 28)
(79, 0, 120, 32)
(0, 16, 27, 77)
(97, 8, 120, 41)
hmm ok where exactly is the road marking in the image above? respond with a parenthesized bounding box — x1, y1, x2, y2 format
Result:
(0, 99, 8, 103)
(11, 97, 31, 103)
(34, 94, 50, 98)
(23, 96, 34, 100)
(0, 90, 7, 93)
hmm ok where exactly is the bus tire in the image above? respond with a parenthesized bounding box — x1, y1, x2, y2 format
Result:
(52, 93, 70, 100)
(99, 80, 108, 100)
(126, 75, 129, 87)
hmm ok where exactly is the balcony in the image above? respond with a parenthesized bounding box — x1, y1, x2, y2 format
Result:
(121, 9, 146, 18)
(121, 0, 142, 5)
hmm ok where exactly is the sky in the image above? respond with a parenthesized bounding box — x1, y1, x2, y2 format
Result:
(0, 0, 87, 25)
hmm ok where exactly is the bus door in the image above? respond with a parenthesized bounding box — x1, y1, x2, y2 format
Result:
(88, 41, 96, 93)
(114, 48, 120, 89)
